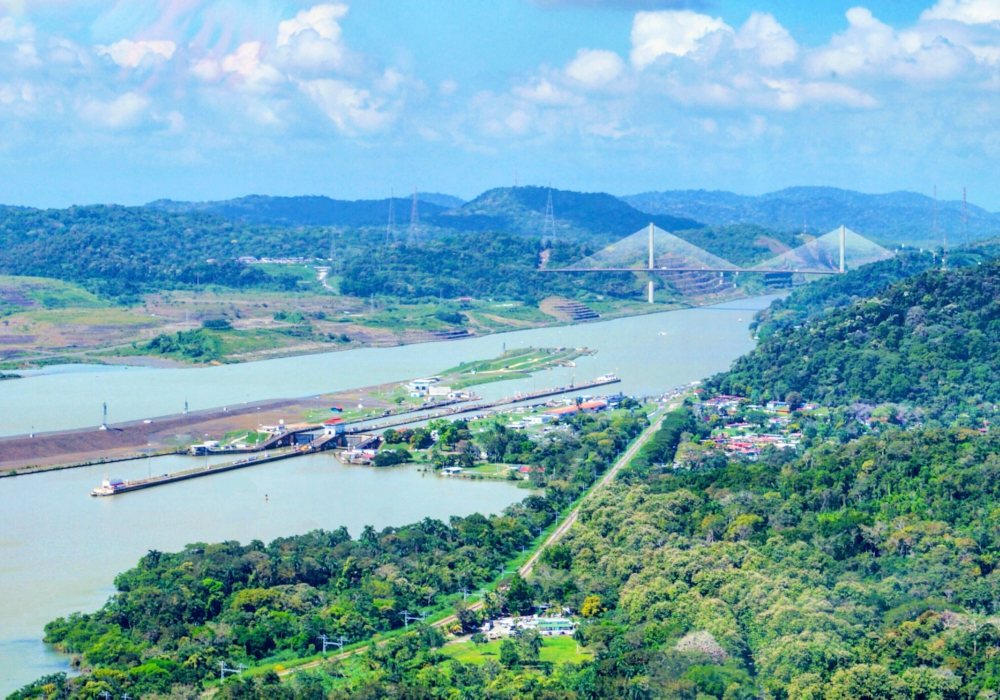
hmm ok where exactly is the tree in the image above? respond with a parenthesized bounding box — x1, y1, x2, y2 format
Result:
(517, 629, 542, 664)
(581, 595, 606, 618)
(499, 639, 520, 669)
(505, 574, 534, 615)
(455, 599, 480, 633)
(785, 391, 804, 411)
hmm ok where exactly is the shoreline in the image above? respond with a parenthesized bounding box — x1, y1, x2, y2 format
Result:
(1, 290, 753, 375)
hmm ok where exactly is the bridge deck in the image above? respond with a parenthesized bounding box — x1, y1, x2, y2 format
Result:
(543, 267, 843, 275)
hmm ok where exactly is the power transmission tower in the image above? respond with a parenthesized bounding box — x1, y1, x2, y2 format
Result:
(963, 187, 970, 246)
(542, 188, 556, 242)
(386, 187, 396, 245)
(320, 634, 349, 653)
(935, 185, 946, 270)
(220, 662, 246, 681)
(407, 186, 419, 244)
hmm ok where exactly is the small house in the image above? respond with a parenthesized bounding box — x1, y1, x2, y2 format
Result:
(324, 417, 347, 436)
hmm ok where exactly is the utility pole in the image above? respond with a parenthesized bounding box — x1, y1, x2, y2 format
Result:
(648, 222, 655, 303)
(400, 610, 425, 629)
(220, 662, 246, 681)
(319, 634, 348, 653)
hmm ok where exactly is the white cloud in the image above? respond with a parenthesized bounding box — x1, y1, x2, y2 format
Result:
(566, 48, 626, 87)
(80, 92, 150, 129)
(805, 7, 974, 81)
(0, 82, 34, 105)
(276, 3, 349, 70)
(513, 77, 583, 106)
(161, 110, 185, 134)
(97, 39, 176, 68)
(761, 78, 878, 109)
(735, 12, 797, 67)
(222, 42, 264, 77)
(277, 4, 349, 47)
(297, 78, 391, 134)
(630, 10, 731, 68)
(190, 58, 222, 82)
(0, 17, 33, 43)
(220, 42, 283, 88)
(921, 0, 1000, 24)
(505, 109, 532, 134)
(439, 79, 458, 96)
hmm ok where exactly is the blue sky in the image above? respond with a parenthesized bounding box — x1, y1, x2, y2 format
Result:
(0, 0, 998, 208)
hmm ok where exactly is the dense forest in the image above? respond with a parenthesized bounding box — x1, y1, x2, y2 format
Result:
(750, 252, 940, 340)
(339, 234, 641, 302)
(709, 260, 1000, 419)
(9, 411, 646, 700)
(15, 253, 1000, 699)
(0, 202, 801, 305)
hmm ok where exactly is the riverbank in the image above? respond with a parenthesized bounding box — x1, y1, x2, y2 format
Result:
(0, 297, 777, 697)
(0, 287, 752, 372)
(0, 347, 598, 475)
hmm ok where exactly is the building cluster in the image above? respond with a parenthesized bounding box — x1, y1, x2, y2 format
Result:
(692, 393, 807, 460)
(481, 614, 578, 640)
(406, 377, 472, 400)
(237, 256, 315, 265)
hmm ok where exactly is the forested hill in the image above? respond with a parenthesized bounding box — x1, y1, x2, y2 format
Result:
(624, 186, 1000, 245)
(709, 260, 1000, 417)
(434, 186, 702, 244)
(148, 194, 453, 228)
(0, 205, 303, 298)
(0, 203, 641, 302)
(751, 251, 940, 339)
(151, 187, 703, 245)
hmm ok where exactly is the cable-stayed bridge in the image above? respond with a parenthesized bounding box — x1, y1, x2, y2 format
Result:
(544, 224, 895, 302)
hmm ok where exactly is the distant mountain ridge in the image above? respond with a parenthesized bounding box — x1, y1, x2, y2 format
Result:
(432, 187, 702, 244)
(147, 194, 452, 228)
(148, 187, 702, 245)
(623, 186, 1000, 245)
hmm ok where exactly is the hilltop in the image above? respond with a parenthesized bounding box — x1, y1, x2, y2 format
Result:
(624, 186, 1000, 245)
(147, 194, 453, 228)
(150, 186, 702, 245)
(432, 186, 702, 244)
(709, 258, 1000, 419)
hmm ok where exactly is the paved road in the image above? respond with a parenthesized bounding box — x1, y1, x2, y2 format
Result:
(274, 405, 672, 681)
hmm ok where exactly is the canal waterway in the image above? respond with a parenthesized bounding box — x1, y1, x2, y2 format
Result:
(0, 296, 778, 695)
(0, 296, 779, 438)
(0, 455, 529, 694)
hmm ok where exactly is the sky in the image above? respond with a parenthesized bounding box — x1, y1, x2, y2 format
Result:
(0, 0, 998, 208)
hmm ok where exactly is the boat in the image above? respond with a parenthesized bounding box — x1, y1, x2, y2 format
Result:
(91, 476, 128, 497)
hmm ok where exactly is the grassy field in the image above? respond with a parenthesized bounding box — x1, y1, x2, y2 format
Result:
(442, 635, 592, 665)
